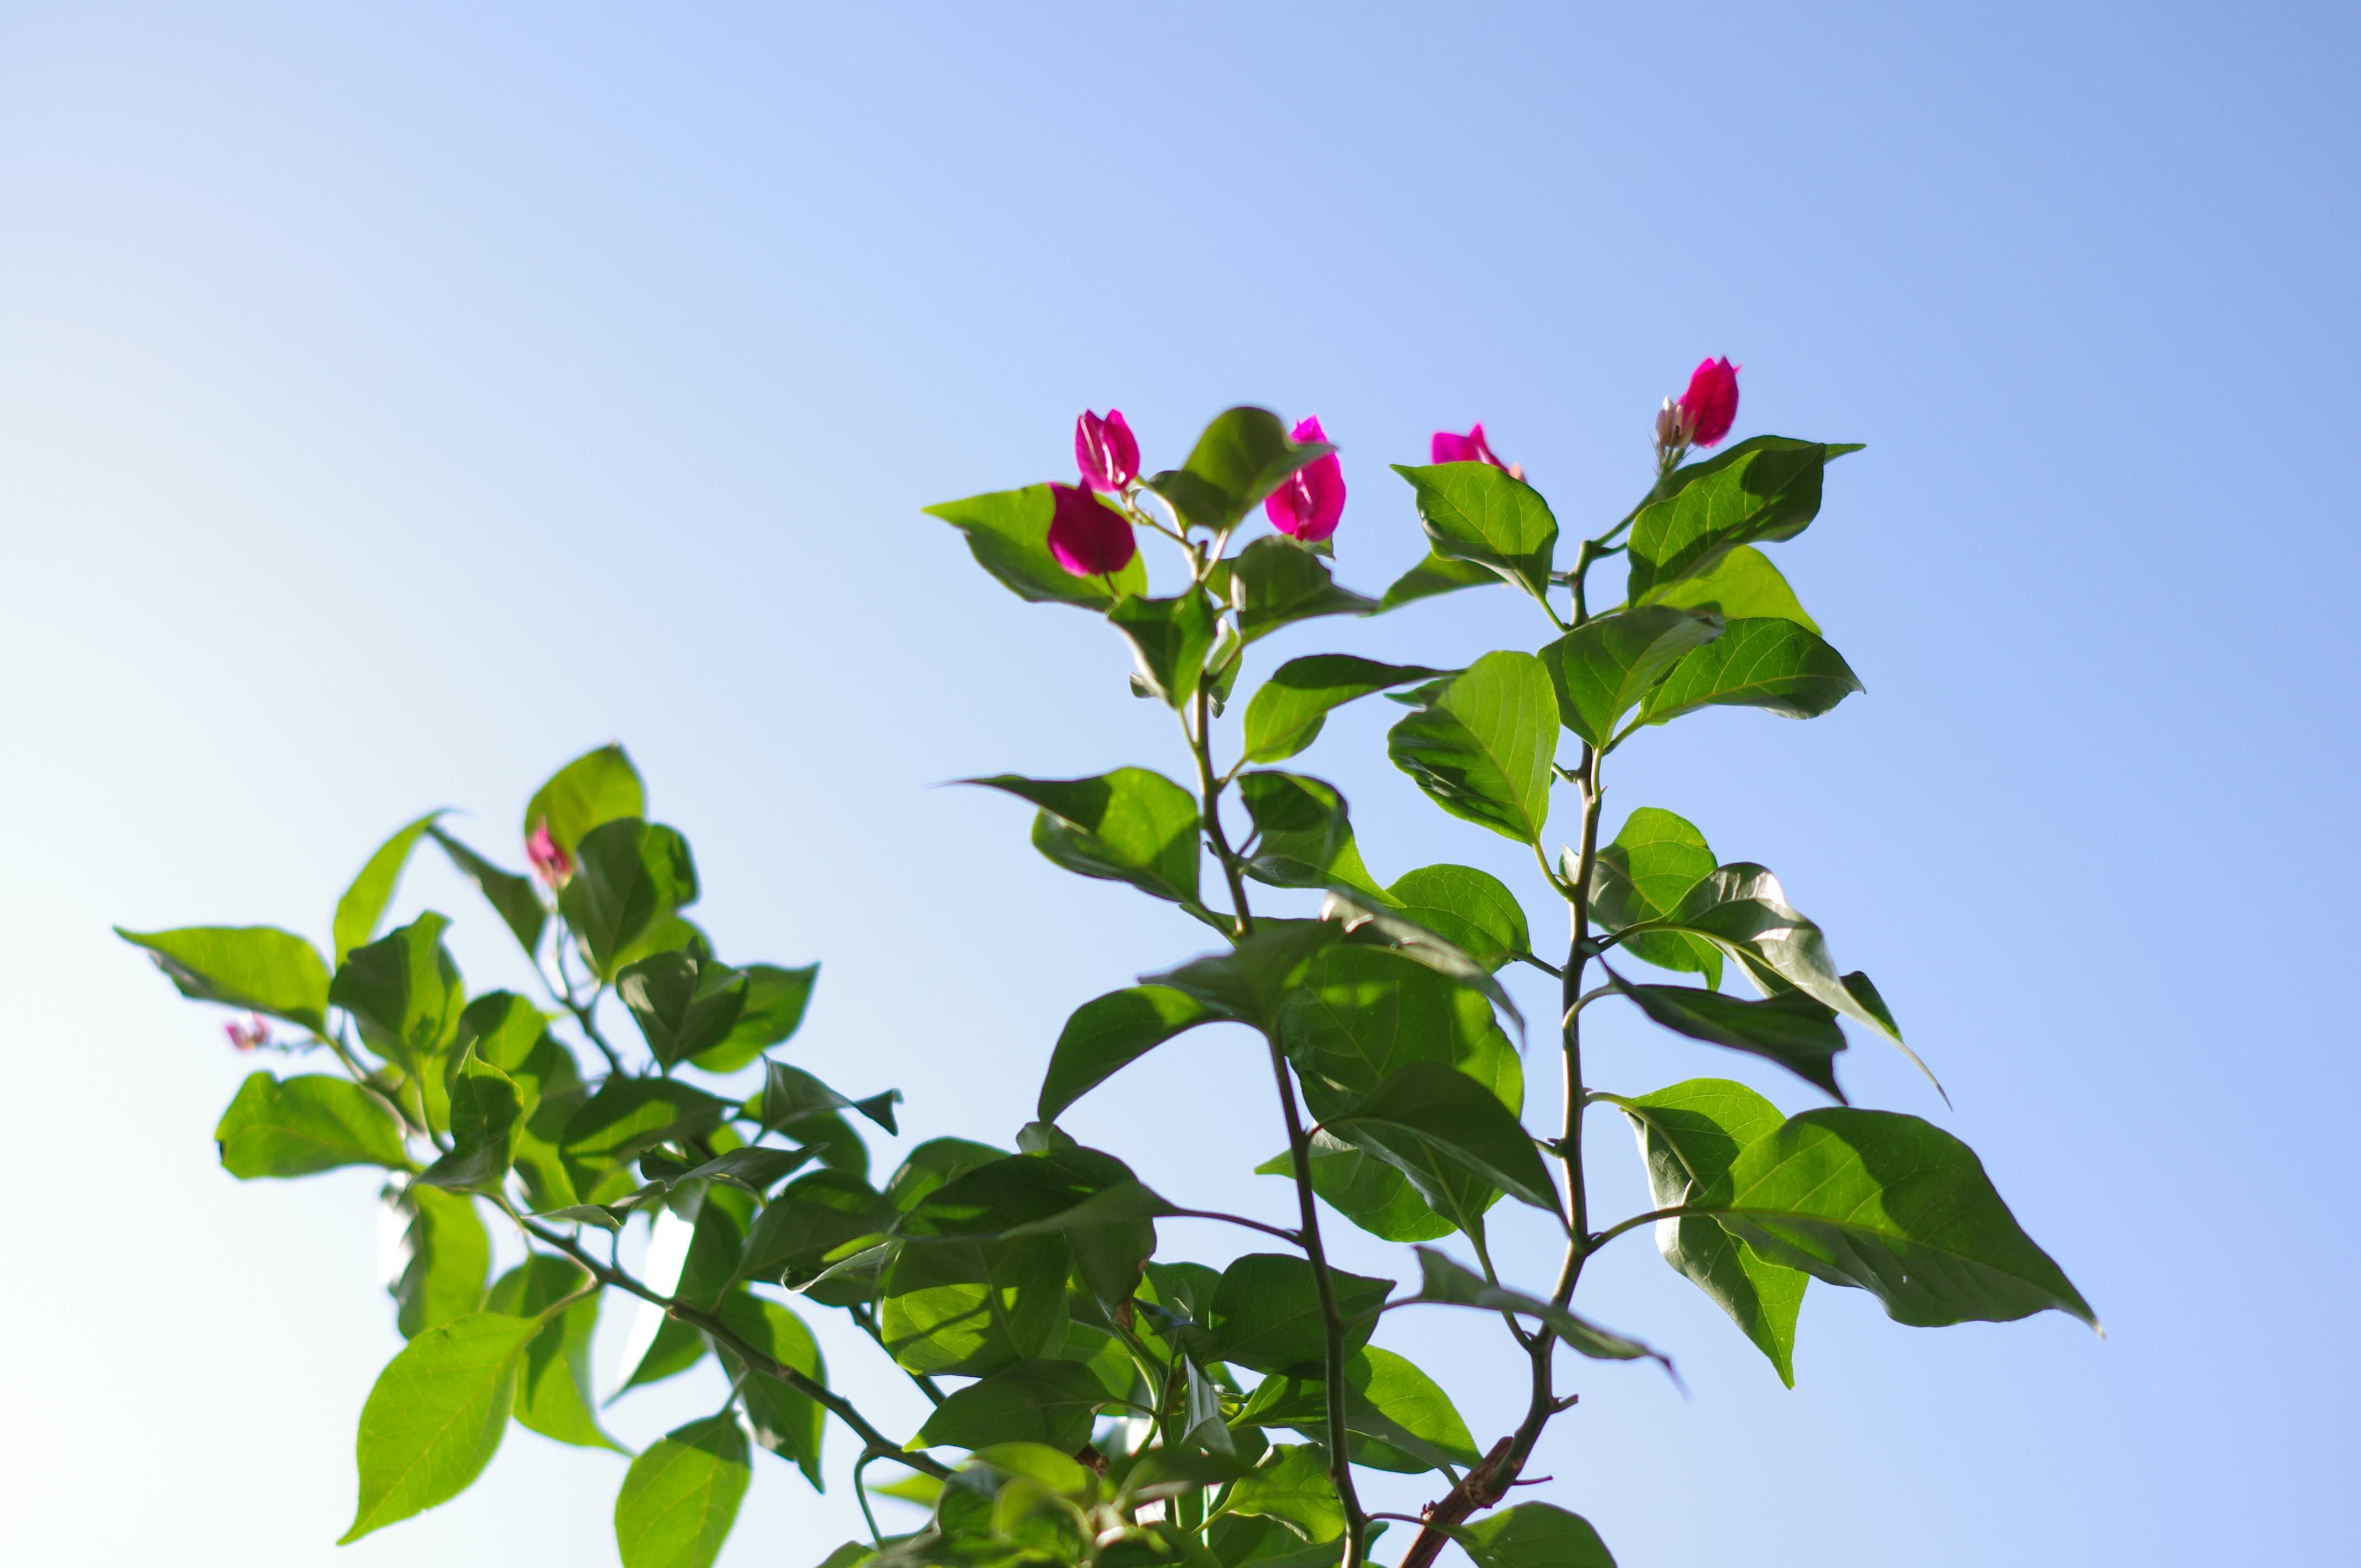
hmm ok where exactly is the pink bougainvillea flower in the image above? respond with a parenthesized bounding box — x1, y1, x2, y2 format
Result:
(1074, 409, 1141, 494)
(1677, 357, 1740, 448)
(225, 1013, 269, 1052)
(527, 818, 573, 888)
(1047, 481, 1138, 576)
(1430, 423, 1524, 480)
(1264, 416, 1346, 543)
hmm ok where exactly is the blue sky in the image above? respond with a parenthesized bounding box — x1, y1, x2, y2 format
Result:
(4, 2, 2355, 1563)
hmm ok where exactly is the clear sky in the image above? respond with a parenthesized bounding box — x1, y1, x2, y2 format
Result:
(4, 3, 2355, 1564)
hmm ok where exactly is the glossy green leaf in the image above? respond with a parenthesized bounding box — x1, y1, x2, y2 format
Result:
(331, 911, 465, 1069)
(1141, 920, 1345, 1033)
(389, 1181, 489, 1338)
(1391, 462, 1559, 605)
(1381, 865, 1529, 972)
(1386, 651, 1557, 844)
(619, 949, 749, 1069)
(1627, 437, 1862, 600)
(1278, 945, 1517, 1107)
(1144, 406, 1333, 533)
(485, 1254, 622, 1451)
(1405, 1247, 1666, 1368)
(676, 1190, 753, 1312)
(1324, 1060, 1558, 1217)
(1243, 656, 1452, 764)
(1378, 549, 1498, 611)
(689, 962, 818, 1075)
(1261, 1135, 1452, 1243)
(525, 743, 646, 857)
(879, 1232, 1070, 1377)
(1204, 1253, 1391, 1373)
(559, 819, 700, 978)
(214, 1071, 409, 1178)
(1638, 618, 1863, 729)
(716, 1292, 827, 1485)
(967, 769, 1201, 907)
(561, 1079, 736, 1189)
(427, 826, 547, 958)
(1650, 544, 1818, 631)
(644, 1145, 820, 1198)
(915, 1359, 1110, 1453)
(1612, 977, 1848, 1102)
(614, 1415, 750, 1568)
(1542, 608, 1724, 747)
(1037, 984, 1220, 1121)
(616, 1314, 709, 1398)
(1234, 1346, 1479, 1475)
(1209, 536, 1379, 644)
(907, 1147, 1153, 1311)
(417, 1050, 522, 1194)
(334, 812, 445, 963)
(886, 1139, 1011, 1213)
(1586, 808, 1722, 988)
(756, 1058, 901, 1136)
(1109, 590, 1218, 707)
(117, 924, 330, 1031)
(1227, 1444, 1344, 1543)
(339, 1310, 544, 1542)
(1238, 771, 1386, 899)
(1618, 1079, 1808, 1385)
(1459, 1503, 1617, 1568)
(924, 484, 1147, 609)
(1320, 892, 1525, 1039)
(742, 1173, 897, 1304)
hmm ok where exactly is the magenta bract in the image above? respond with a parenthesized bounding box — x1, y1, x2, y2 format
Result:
(1678, 357, 1740, 448)
(1047, 481, 1138, 576)
(1430, 422, 1511, 471)
(527, 819, 573, 887)
(1264, 416, 1346, 543)
(1074, 409, 1140, 494)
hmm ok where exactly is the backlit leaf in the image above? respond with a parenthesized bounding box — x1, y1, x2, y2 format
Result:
(613, 1415, 750, 1568)
(1386, 651, 1557, 844)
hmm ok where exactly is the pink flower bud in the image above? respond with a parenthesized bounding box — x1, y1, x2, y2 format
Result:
(1430, 423, 1512, 471)
(527, 818, 573, 887)
(1074, 409, 1140, 494)
(1264, 416, 1346, 543)
(1676, 357, 1740, 449)
(225, 1013, 269, 1052)
(1047, 481, 1138, 577)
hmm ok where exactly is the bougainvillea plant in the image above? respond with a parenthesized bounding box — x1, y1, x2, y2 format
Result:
(123, 358, 2095, 1567)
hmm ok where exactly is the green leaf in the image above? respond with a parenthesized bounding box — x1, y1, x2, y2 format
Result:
(525, 743, 646, 858)
(1109, 590, 1218, 707)
(1237, 771, 1386, 899)
(1650, 544, 1818, 632)
(1144, 407, 1333, 533)
(755, 1058, 901, 1136)
(335, 812, 445, 963)
(1385, 651, 1557, 844)
(1204, 1253, 1391, 1373)
(1226, 1444, 1344, 1543)
(214, 1071, 409, 1178)
(1586, 808, 1722, 988)
(1627, 437, 1862, 600)
(716, 1292, 827, 1485)
(1712, 1106, 2098, 1330)
(616, 1314, 709, 1398)
(1541, 608, 1724, 747)
(1323, 1061, 1558, 1218)
(966, 770, 1201, 907)
(1278, 945, 1518, 1106)
(1618, 1079, 1808, 1385)
(689, 962, 819, 1075)
(676, 1190, 753, 1312)
(561, 1079, 736, 1189)
(879, 1232, 1070, 1376)
(1378, 550, 1498, 611)
(1243, 656, 1452, 764)
(1390, 463, 1559, 605)
(1459, 1503, 1617, 1568)
(417, 1050, 523, 1195)
(915, 1360, 1110, 1452)
(339, 1310, 544, 1542)
(1037, 985, 1219, 1121)
(117, 924, 330, 1032)
(1262, 1137, 1451, 1243)
(614, 1415, 751, 1568)
(924, 485, 1147, 609)
(1209, 537, 1379, 645)
(389, 1182, 489, 1338)
(485, 1255, 622, 1451)
(1611, 978, 1848, 1102)
(427, 826, 547, 958)
(331, 911, 465, 1068)
(1381, 865, 1529, 972)
(907, 1147, 1155, 1311)
(1141, 920, 1345, 1033)
(1405, 1247, 1667, 1368)
(455, 994, 579, 1210)
(620, 949, 750, 1069)
(1234, 1346, 1478, 1475)
(559, 819, 701, 978)
(644, 1145, 820, 1198)
(742, 1170, 898, 1295)
(886, 1139, 1011, 1213)
(1637, 618, 1863, 729)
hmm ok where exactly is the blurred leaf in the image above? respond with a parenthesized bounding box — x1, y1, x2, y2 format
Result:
(619, 949, 749, 1069)
(716, 1292, 828, 1485)
(690, 962, 819, 1075)
(339, 1311, 543, 1542)
(966, 770, 1201, 907)
(1611, 978, 1847, 1102)
(1406, 1248, 1667, 1368)
(1226, 1444, 1344, 1544)
(1586, 808, 1722, 988)
(1637, 619, 1863, 729)
(1037, 985, 1219, 1121)
(755, 1058, 901, 1136)
(331, 911, 466, 1069)
(1459, 1503, 1617, 1568)
(1243, 655, 1451, 763)
(524, 743, 645, 858)
(389, 1182, 489, 1339)
(1386, 651, 1557, 844)
(117, 924, 330, 1032)
(1209, 536, 1379, 644)
(1144, 407, 1332, 533)
(614, 1415, 750, 1568)
(1378, 550, 1497, 611)
(561, 1078, 735, 1193)
(559, 819, 700, 978)
(1649, 544, 1818, 632)
(742, 1170, 898, 1295)
(924, 484, 1146, 609)
(1109, 590, 1218, 707)
(417, 1050, 522, 1195)
(1204, 1253, 1390, 1373)
(616, 1314, 708, 1398)
(1541, 608, 1723, 747)
(886, 1139, 1011, 1213)
(1238, 771, 1387, 899)
(428, 826, 547, 958)
(915, 1360, 1110, 1453)
(1391, 462, 1559, 605)
(1381, 865, 1528, 972)
(1627, 437, 1862, 600)
(215, 1071, 408, 1178)
(334, 812, 445, 963)
(486, 1254, 622, 1451)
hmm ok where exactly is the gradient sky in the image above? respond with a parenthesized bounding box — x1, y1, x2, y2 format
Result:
(6, 3, 2357, 1564)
